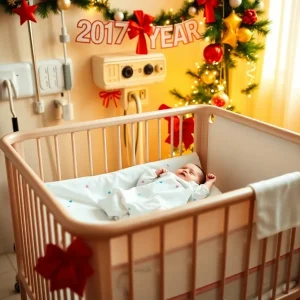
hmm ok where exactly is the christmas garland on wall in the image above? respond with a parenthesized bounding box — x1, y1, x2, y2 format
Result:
(0, 0, 206, 24)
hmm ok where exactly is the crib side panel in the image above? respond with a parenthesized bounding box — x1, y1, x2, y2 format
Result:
(205, 115, 300, 192)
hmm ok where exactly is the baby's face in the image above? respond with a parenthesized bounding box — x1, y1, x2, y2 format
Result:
(175, 164, 204, 184)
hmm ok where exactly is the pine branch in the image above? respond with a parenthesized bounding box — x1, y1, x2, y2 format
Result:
(169, 89, 187, 101)
(234, 40, 264, 61)
(241, 83, 259, 94)
(186, 69, 200, 79)
(243, 19, 271, 36)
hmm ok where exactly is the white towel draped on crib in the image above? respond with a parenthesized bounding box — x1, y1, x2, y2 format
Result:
(249, 172, 300, 240)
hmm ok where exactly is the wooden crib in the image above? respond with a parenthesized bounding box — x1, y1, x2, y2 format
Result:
(0, 105, 299, 300)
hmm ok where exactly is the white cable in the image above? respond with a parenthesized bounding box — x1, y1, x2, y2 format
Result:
(60, 10, 71, 105)
(3, 80, 17, 118)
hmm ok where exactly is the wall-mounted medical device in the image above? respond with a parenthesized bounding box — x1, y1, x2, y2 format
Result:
(92, 52, 166, 90)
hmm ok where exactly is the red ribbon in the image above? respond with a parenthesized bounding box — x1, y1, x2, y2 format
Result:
(159, 104, 194, 150)
(35, 238, 93, 297)
(99, 90, 121, 108)
(128, 10, 154, 54)
(197, 0, 219, 23)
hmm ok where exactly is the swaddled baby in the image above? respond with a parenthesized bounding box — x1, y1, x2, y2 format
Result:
(97, 164, 216, 220)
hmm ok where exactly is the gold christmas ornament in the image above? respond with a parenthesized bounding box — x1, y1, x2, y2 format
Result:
(201, 71, 216, 84)
(223, 11, 242, 32)
(222, 11, 242, 48)
(57, 0, 71, 10)
(237, 27, 252, 43)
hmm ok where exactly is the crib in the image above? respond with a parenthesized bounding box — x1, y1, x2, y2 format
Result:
(1, 105, 300, 300)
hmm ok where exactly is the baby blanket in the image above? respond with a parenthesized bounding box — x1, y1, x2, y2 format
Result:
(46, 153, 222, 223)
(249, 172, 300, 239)
(97, 168, 210, 219)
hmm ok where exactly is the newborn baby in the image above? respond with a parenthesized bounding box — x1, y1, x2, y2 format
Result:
(97, 164, 216, 220)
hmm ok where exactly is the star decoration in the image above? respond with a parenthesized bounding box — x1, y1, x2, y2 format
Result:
(13, 0, 38, 25)
(7, 0, 16, 6)
(222, 11, 242, 48)
(35, 238, 94, 297)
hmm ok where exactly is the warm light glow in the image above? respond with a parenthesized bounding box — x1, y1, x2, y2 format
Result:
(165, 20, 170, 25)
(215, 80, 219, 83)
(199, 21, 203, 25)
(248, 94, 252, 98)
(205, 37, 210, 42)
(211, 89, 214, 93)
(170, 8, 173, 12)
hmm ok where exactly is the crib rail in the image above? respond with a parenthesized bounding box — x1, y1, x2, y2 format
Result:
(1, 105, 300, 300)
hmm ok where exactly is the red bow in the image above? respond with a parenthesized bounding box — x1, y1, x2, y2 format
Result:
(99, 90, 121, 108)
(35, 238, 93, 297)
(197, 0, 219, 23)
(128, 10, 154, 54)
(159, 104, 194, 150)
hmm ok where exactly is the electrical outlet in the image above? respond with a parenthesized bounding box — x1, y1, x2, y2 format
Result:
(0, 63, 34, 100)
(140, 89, 146, 100)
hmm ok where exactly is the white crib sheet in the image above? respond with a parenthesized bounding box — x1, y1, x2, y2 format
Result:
(46, 153, 222, 223)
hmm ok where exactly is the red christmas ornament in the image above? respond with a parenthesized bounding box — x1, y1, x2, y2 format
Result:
(13, 0, 38, 25)
(196, 0, 219, 23)
(203, 44, 223, 64)
(242, 9, 257, 25)
(158, 104, 194, 149)
(128, 10, 154, 55)
(211, 92, 229, 108)
(35, 238, 93, 297)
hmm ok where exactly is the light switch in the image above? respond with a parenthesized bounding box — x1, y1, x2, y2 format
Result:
(38, 66, 50, 90)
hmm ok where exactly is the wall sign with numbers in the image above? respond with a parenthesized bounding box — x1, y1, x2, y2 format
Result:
(75, 18, 202, 48)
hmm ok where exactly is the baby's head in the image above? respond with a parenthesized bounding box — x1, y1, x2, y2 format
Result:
(175, 163, 206, 185)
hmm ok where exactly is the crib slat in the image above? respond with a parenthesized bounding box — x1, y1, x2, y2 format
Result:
(22, 182, 35, 290)
(131, 123, 136, 166)
(242, 200, 254, 300)
(179, 115, 183, 156)
(102, 128, 108, 173)
(28, 188, 40, 299)
(61, 229, 68, 299)
(36, 138, 44, 181)
(191, 216, 198, 300)
(54, 136, 62, 181)
(220, 207, 229, 300)
(54, 220, 62, 300)
(158, 119, 162, 160)
(87, 130, 94, 176)
(272, 232, 282, 300)
(160, 225, 165, 300)
(258, 238, 268, 300)
(14, 171, 27, 277)
(145, 120, 149, 163)
(128, 234, 134, 300)
(19, 176, 29, 279)
(34, 196, 47, 300)
(117, 125, 122, 169)
(71, 133, 78, 178)
(170, 116, 174, 157)
(285, 228, 296, 293)
(39, 203, 51, 300)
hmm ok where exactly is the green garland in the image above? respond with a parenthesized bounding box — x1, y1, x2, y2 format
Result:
(0, 0, 204, 25)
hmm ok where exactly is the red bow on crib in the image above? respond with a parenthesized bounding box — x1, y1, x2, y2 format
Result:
(35, 238, 93, 297)
(196, 0, 219, 23)
(99, 90, 121, 108)
(128, 10, 154, 54)
(159, 104, 194, 150)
